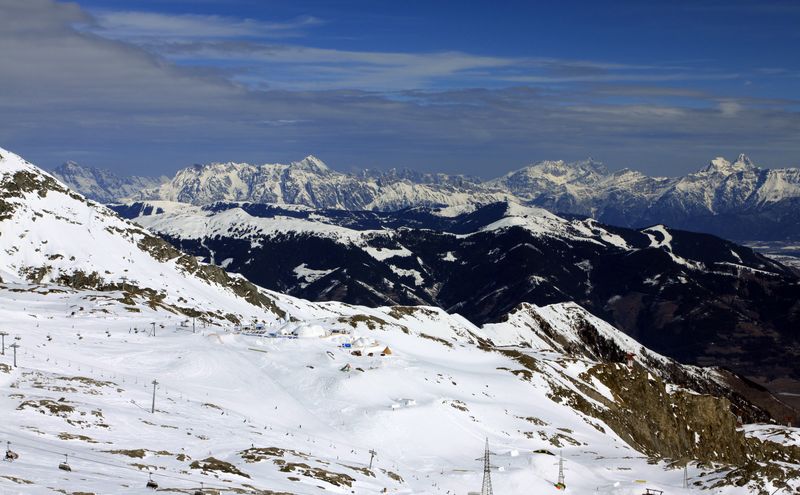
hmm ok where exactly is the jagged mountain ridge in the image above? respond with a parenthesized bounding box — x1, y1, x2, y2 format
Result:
(132, 156, 513, 211)
(60, 153, 800, 240)
(51, 161, 168, 204)
(489, 154, 800, 240)
(114, 200, 800, 409)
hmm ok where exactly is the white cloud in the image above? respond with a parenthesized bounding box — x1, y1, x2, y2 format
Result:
(718, 100, 744, 117)
(85, 10, 321, 40)
(81, 10, 737, 92)
(125, 40, 744, 92)
(155, 42, 515, 90)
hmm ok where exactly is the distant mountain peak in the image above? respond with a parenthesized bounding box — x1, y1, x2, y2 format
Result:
(53, 160, 105, 177)
(56, 160, 85, 170)
(704, 154, 758, 175)
(578, 157, 609, 173)
(290, 155, 329, 172)
(493, 158, 610, 190)
(734, 153, 755, 169)
(529, 158, 608, 174)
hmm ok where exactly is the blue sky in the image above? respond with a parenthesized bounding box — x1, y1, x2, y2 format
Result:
(1, 0, 799, 177)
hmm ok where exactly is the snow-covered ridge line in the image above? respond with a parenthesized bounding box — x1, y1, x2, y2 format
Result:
(124, 199, 630, 247)
(54, 153, 800, 240)
(0, 146, 290, 324)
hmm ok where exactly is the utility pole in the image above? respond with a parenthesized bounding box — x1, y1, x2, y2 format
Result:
(683, 463, 689, 489)
(10, 342, 19, 367)
(0, 331, 7, 355)
(368, 449, 377, 470)
(151, 379, 159, 413)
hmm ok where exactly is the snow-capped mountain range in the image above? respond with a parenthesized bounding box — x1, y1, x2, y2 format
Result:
(54, 153, 800, 240)
(4, 145, 800, 494)
(52, 161, 168, 205)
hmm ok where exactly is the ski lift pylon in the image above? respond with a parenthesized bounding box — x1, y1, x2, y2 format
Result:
(58, 453, 71, 471)
(194, 481, 205, 495)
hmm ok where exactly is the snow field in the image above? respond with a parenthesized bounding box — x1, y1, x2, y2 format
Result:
(0, 288, 756, 495)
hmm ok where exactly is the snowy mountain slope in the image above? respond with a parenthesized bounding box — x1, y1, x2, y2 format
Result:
(480, 302, 797, 423)
(115, 200, 638, 310)
(1, 145, 799, 494)
(51, 161, 167, 204)
(0, 147, 288, 324)
(121, 200, 625, 252)
(3, 288, 798, 494)
(114, 199, 800, 409)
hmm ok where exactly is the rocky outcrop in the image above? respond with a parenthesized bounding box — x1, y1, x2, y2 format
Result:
(581, 363, 746, 463)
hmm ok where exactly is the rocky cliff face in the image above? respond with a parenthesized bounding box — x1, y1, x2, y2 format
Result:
(569, 362, 746, 463)
(488, 307, 800, 493)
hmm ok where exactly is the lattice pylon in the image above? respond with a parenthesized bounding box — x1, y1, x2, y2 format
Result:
(554, 450, 566, 490)
(481, 438, 494, 495)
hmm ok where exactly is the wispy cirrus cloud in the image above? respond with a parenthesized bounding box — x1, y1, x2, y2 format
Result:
(120, 39, 740, 92)
(83, 10, 322, 41)
(78, 9, 740, 92)
(151, 41, 515, 90)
